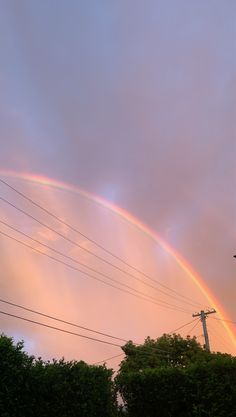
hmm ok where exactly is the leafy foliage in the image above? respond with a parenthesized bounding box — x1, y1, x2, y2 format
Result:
(0, 334, 33, 416)
(1, 332, 236, 417)
(119, 334, 210, 374)
(0, 334, 116, 417)
(116, 334, 236, 417)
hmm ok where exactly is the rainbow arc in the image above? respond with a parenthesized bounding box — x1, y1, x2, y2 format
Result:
(0, 170, 235, 351)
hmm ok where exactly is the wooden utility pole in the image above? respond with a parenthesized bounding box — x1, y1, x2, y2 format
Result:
(192, 309, 216, 351)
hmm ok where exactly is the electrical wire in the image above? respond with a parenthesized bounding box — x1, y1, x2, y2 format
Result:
(208, 321, 234, 353)
(207, 328, 231, 353)
(186, 318, 201, 336)
(0, 219, 192, 313)
(0, 195, 201, 309)
(208, 316, 236, 325)
(0, 184, 205, 309)
(0, 298, 128, 343)
(93, 353, 124, 366)
(0, 296, 197, 345)
(0, 230, 191, 314)
(0, 308, 183, 363)
(94, 322, 203, 366)
(0, 308, 196, 354)
(1, 301, 204, 363)
(1, 307, 196, 359)
(168, 318, 199, 334)
(0, 310, 122, 347)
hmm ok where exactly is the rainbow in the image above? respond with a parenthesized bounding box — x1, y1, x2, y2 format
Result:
(1, 170, 235, 351)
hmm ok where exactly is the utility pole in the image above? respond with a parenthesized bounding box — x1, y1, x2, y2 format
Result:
(192, 309, 216, 352)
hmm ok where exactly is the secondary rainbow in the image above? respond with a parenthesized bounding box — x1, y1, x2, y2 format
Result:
(1, 170, 235, 351)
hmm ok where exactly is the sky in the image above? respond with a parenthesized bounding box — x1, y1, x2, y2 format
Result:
(0, 1, 236, 366)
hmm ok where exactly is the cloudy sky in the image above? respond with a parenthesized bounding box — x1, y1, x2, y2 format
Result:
(0, 1, 235, 365)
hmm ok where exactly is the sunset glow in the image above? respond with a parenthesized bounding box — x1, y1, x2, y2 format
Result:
(0, 171, 235, 364)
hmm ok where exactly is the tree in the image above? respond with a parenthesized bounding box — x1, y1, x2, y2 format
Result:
(188, 356, 236, 417)
(0, 334, 33, 417)
(29, 358, 116, 417)
(0, 334, 117, 417)
(118, 334, 209, 375)
(116, 334, 236, 417)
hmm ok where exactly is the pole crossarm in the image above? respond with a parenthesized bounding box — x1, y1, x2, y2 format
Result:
(192, 309, 216, 318)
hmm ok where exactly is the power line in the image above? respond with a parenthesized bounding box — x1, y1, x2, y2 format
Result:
(96, 326, 221, 366)
(0, 182, 205, 309)
(0, 195, 200, 309)
(208, 316, 236, 325)
(121, 322, 206, 362)
(208, 319, 235, 353)
(186, 318, 201, 336)
(207, 327, 233, 354)
(168, 318, 199, 334)
(0, 230, 191, 314)
(0, 296, 197, 346)
(93, 347, 187, 367)
(0, 219, 191, 313)
(0, 310, 122, 348)
(1, 301, 204, 361)
(0, 298, 128, 343)
(0, 296, 200, 346)
(127, 319, 201, 359)
(0, 307, 193, 353)
(0, 179, 130, 266)
(0, 308, 181, 360)
(93, 353, 124, 366)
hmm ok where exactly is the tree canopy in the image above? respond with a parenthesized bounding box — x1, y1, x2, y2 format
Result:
(118, 334, 212, 375)
(116, 334, 236, 417)
(0, 334, 116, 417)
(1, 332, 236, 417)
